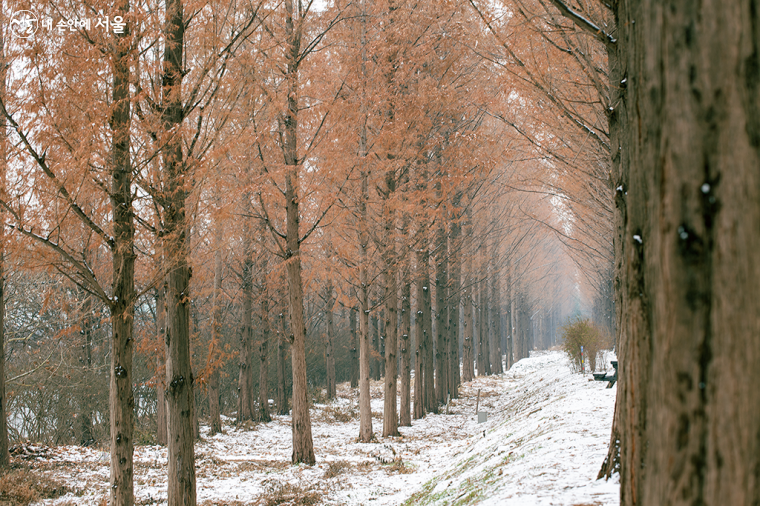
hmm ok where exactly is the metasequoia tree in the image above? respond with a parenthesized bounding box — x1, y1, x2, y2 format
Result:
(134, 0, 258, 500)
(0, 5, 8, 469)
(0, 1, 137, 502)
(250, 0, 347, 464)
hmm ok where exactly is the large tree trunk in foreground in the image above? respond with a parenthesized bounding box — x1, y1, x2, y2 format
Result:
(162, 0, 196, 502)
(109, 8, 136, 504)
(280, 0, 315, 465)
(610, 2, 760, 505)
(381, 178, 399, 437)
(284, 159, 315, 466)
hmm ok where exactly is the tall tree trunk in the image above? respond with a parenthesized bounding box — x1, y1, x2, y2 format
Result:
(399, 252, 412, 426)
(0, 21, 7, 465)
(489, 245, 503, 374)
(324, 283, 336, 400)
(421, 246, 435, 414)
(461, 210, 474, 383)
(378, 311, 385, 378)
(356, 0, 373, 443)
(477, 245, 491, 376)
(162, 0, 196, 502)
(370, 313, 379, 380)
(413, 246, 426, 420)
(381, 197, 399, 437)
(434, 222, 448, 406)
(79, 294, 95, 446)
(283, 133, 314, 465)
(448, 201, 462, 397)
(611, 2, 760, 504)
(109, 6, 136, 503)
(281, 0, 315, 466)
(257, 246, 271, 423)
(208, 208, 223, 436)
(0, 225, 6, 469)
(156, 286, 167, 444)
(505, 259, 513, 371)
(358, 161, 373, 441)
(238, 196, 255, 423)
(276, 313, 289, 416)
(349, 304, 358, 388)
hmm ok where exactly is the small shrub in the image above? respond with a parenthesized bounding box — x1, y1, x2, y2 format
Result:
(262, 483, 321, 506)
(324, 460, 352, 479)
(320, 405, 357, 423)
(385, 458, 414, 474)
(308, 386, 328, 406)
(0, 467, 68, 505)
(561, 318, 604, 372)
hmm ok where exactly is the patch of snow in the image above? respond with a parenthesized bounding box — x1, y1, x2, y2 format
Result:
(31, 351, 618, 506)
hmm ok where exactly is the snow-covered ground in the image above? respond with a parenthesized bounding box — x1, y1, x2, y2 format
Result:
(29, 350, 619, 505)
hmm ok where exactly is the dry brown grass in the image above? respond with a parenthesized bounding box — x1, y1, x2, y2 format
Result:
(0, 466, 68, 506)
(324, 460, 352, 479)
(384, 458, 414, 475)
(318, 405, 357, 423)
(262, 482, 322, 506)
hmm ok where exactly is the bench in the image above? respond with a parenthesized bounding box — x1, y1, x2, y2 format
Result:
(593, 360, 617, 388)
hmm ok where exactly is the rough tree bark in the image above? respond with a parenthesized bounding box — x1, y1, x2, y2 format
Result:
(208, 203, 223, 436)
(477, 242, 491, 376)
(162, 0, 196, 502)
(280, 0, 315, 465)
(276, 313, 289, 416)
(257, 234, 271, 423)
(109, 6, 136, 503)
(237, 199, 255, 423)
(79, 294, 95, 446)
(489, 234, 503, 374)
(381, 176, 399, 437)
(413, 245, 426, 420)
(448, 199, 462, 398)
(421, 246, 435, 414)
(434, 217, 449, 406)
(358, 164, 373, 442)
(156, 287, 167, 445)
(324, 283, 336, 400)
(461, 208, 475, 382)
(609, 1, 760, 505)
(349, 304, 358, 388)
(0, 18, 7, 467)
(399, 238, 412, 426)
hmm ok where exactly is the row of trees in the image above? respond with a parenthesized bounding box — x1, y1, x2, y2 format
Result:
(0, 0, 621, 505)
(484, 1, 760, 505)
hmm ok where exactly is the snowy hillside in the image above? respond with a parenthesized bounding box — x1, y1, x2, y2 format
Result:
(28, 351, 618, 505)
